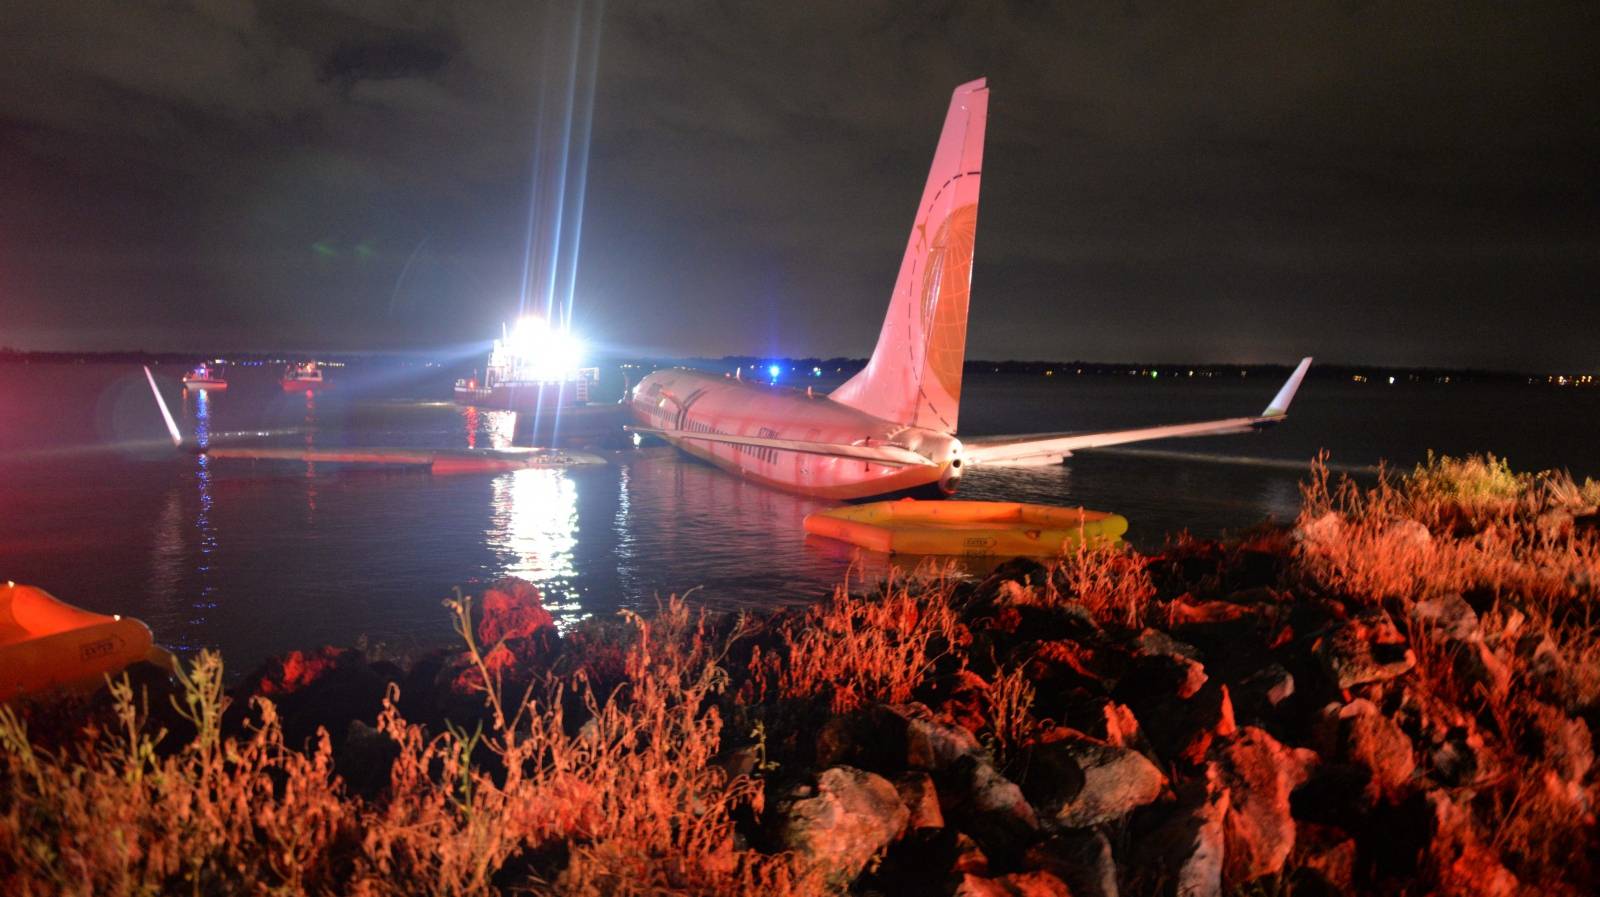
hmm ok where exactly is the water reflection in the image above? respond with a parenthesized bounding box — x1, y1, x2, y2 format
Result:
(192, 389, 218, 624)
(486, 468, 584, 629)
(461, 405, 516, 450)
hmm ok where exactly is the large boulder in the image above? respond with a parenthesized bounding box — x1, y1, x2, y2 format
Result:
(776, 766, 909, 886)
(896, 771, 945, 832)
(1211, 726, 1318, 885)
(940, 755, 1040, 866)
(1138, 766, 1231, 897)
(1312, 699, 1415, 800)
(817, 702, 983, 774)
(1022, 732, 1166, 828)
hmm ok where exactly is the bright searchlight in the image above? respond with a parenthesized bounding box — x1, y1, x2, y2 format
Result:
(508, 316, 585, 382)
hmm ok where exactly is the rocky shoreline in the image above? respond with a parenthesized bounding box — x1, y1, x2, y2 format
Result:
(3, 455, 1597, 896)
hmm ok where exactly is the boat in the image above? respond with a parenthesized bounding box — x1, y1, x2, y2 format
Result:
(453, 317, 624, 442)
(182, 363, 228, 390)
(281, 361, 326, 391)
(1, 581, 172, 699)
(804, 499, 1129, 557)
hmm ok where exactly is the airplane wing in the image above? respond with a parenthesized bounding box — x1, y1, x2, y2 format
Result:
(964, 357, 1312, 466)
(625, 426, 937, 468)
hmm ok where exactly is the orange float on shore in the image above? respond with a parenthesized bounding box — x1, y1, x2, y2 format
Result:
(804, 499, 1128, 557)
(1, 582, 171, 700)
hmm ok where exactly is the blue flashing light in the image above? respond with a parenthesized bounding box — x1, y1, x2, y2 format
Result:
(768, 363, 781, 380)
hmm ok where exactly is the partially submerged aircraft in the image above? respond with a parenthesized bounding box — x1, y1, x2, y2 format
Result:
(627, 78, 1312, 500)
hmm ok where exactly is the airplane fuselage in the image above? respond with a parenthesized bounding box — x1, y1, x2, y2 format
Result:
(628, 369, 964, 500)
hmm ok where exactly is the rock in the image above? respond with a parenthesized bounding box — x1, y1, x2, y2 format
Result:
(953, 870, 1074, 897)
(1024, 830, 1119, 897)
(1296, 829, 1357, 896)
(1211, 726, 1317, 885)
(1234, 664, 1295, 722)
(940, 755, 1039, 866)
(1029, 639, 1122, 691)
(951, 831, 991, 875)
(1312, 699, 1415, 799)
(335, 718, 400, 799)
(1422, 790, 1519, 897)
(1132, 628, 1203, 660)
(776, 766, 909, 886)
(1410, 593, 1479, 643)
(1429, 725, 1490, 787)
(813, 716, 855, 768)
(1295, 511, 1344, 550)
(1022, 733, 1166, 828)
(1092, 698, 1150, 752)
(1313, 610, 1416, 689)
(1139, 766, 1231, 897)
(875, 702, 984, 772)
(1408, 594, 1511, 698)
(1521, 701, 1594, 786)
(896, 771, 945, 831)
(1133, 650, 1209, 701)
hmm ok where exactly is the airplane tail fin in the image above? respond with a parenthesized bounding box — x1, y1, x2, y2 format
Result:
(830, 78, 988, 434)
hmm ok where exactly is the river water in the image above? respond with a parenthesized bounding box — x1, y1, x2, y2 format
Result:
(3, 362, 1596, 671)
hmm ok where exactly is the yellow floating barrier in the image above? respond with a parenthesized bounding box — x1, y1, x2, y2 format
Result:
(804, 499, 1129, 557)
(1, 582, 171, 700)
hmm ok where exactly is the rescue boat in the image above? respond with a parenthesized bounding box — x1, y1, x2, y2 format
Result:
(804, 499, 1128, 557)
(1, 582, 171, 700)
(182, 363, 228, 390)
(281, 361, 326, 391)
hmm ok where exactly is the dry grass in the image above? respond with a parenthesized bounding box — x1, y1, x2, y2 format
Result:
(0, 654, 347, 897)
(0, 594, 822, 897)
(991, 541, 1156, 630)
(776, 564, 967, 715)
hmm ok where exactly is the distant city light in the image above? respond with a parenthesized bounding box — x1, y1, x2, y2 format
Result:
(768, 363, 781, 380)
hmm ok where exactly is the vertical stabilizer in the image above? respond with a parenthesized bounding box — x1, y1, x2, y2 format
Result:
(830, 78, 988, 434)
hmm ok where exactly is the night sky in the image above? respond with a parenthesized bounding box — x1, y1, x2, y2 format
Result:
(1, 1, 1594, 369)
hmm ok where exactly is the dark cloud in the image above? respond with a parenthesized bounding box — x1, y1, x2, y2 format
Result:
(0, 0, 1594, 369)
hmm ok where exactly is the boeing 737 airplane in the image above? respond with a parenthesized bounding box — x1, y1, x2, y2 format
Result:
(626, 77, 1313, 500)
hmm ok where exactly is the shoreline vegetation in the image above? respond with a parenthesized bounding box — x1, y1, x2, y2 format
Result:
(3, 454, 1598, 896)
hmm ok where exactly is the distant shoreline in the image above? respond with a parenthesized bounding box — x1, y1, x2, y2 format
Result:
(0, 348, 1591, 387)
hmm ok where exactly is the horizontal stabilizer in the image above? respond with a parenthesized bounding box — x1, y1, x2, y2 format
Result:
(626, 426, 936, 468)
(966, 358, 1313, 466)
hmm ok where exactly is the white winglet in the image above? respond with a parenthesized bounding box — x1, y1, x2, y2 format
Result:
(143, 365, 184, 448)
(1263, 357, 1313, 417)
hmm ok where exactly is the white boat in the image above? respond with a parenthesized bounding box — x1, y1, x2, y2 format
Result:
(182, 364, 228, 390)
(281, 362, 326, 391)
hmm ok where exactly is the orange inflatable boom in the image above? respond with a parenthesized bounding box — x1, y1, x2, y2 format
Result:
(1, 582, 173, 700)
